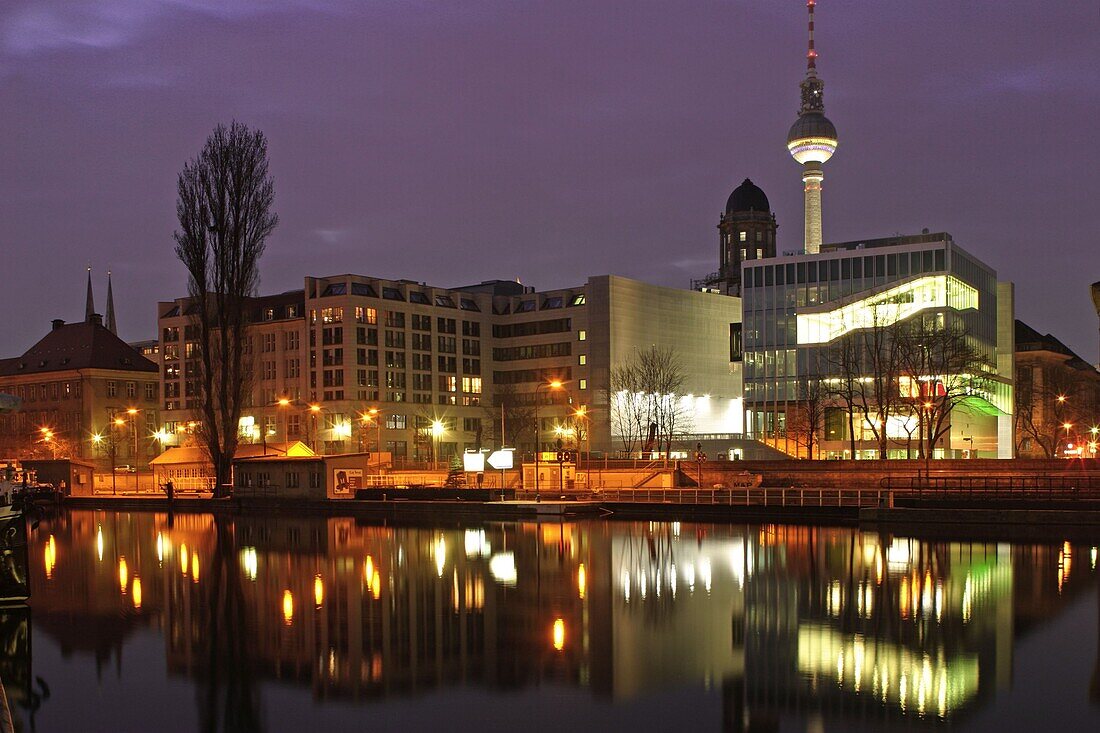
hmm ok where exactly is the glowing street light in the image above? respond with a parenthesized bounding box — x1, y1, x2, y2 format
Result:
(533, 380, 565, 502)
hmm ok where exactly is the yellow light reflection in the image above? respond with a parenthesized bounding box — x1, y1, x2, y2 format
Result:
(44, 535, 56, 579)
(577, 563, 587, 600)
(191, 553, 200, 583)
(371, 570, 382, 600)
(552, 617, 565, 651)
(282, 590, 294, 625)
(96, 525, 104, 562)
(180, 543, 189, 575)
(365, 555, 374, 582)
(156, 532, 164, 565)
(434, 536, 447, 578)
(132, 576, 143, 609)
(314, 574, 324, 607)
(118, 557, 128, 593)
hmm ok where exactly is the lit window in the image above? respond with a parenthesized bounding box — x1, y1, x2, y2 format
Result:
(578, 330, 586, 341)
(756, 249, 763, 259)
(739, 231, 747, 242)
(578, 355, 586, 365)
(579, 379, 587, 390)
(756, 230, 763, 242)
(740, 248, 747, 260)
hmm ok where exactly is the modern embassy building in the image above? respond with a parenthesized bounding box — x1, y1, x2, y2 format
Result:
(740, 232, 1015, 459)
(155, 273, 747, 460)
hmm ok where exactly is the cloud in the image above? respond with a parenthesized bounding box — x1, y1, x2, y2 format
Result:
(0, 0, 346, 57)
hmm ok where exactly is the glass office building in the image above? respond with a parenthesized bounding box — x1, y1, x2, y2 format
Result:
(741, 232, 1014, 459)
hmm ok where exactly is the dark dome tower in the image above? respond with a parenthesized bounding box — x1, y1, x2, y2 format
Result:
(717, 179, 778, 292)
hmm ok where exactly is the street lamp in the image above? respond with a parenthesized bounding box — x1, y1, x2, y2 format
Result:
(431, 420, 445, 467)
(308, 403, 322, 452)
(360, 408, 383, 468)
(533, 379, 564, 502)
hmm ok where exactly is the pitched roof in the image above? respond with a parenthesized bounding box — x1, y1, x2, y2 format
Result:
(150, 441, 315, 466)
(1015, 319, 1097, 373)
(0, 320, 157, 376)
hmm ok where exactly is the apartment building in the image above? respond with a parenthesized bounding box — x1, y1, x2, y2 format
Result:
(156, 273, 744, 459)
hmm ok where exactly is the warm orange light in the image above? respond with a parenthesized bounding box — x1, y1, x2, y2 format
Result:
(277, 398, 291, 407)
(368, 407, 379, 416)
(1057, 395, 1067, 403)
(180, 543, 189, 575)
(113, 418, 125, 427)
(126, 407, 139, 415)
(552, 618, 565, 651)
(577, 563, 587, 600)
(44, 535, 56, 579)
(282, 590, 294, 625)
(574, 406, 587, 417)
(314, 574, 324, 607)
(118, 557, 129, 593)
(132, 576, 143, 609)
(1064, 423, 1073, 431)
(549, 380, 563, 389)
(371, 571, 382, 600)
(309, 404, 322, 413)
(923, 402, 933, 410)
(191, 553, 200, 582)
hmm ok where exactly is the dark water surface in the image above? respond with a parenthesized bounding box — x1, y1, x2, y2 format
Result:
(7, 510, 1100, 732)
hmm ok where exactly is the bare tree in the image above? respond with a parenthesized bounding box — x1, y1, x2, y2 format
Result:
(822, 332, 863, 459)
(788, 377, 827, 459)
(484, 383, 534, 450)
(174, 122, 278, 496)
(1015, 360, 1084, 458)
(895, 315, 992, 468)
(607, 363, 646, 456)
(852, 307, 905, 460)
(608, 347, 689, 458)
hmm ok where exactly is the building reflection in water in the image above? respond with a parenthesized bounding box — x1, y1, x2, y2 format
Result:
(18, 511, 1100, 731)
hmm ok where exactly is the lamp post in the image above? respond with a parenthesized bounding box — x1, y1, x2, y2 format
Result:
(360, 408, 382, 474)
(1064, 422, 1074, 458)
(431, 420, 445, 470)
(574, 405, 591, 491)
(533, 380, 563, 502)
(308, 403, 323, 453)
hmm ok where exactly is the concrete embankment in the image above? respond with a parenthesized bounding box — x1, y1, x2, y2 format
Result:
(686, 457, 1100, 489)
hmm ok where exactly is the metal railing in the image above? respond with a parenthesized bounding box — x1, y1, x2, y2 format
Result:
(514, 486, 886, 507)
(880, 474, 1100, 501)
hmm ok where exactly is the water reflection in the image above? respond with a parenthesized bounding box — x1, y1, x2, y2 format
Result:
(16, 511, 1100, 731)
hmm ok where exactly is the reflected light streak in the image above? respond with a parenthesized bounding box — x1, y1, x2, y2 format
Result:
(552, 618, 565, 651)
(314, 574, 324, 607)
(577, 563, 586, 600)
(489, 553, 516, 586)
(132, 576, 142, 609)
(191, 553, 200, 583)
(96, 525, 104, 562)
(282, 590, 294, 625)
(118, 557, 128, 593)
(44, 535, 56, 579)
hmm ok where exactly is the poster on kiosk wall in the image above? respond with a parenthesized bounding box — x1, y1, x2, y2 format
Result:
(333, 468, 364, 494)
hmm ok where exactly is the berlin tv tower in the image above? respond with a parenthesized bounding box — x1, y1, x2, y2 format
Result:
(787, 0, 838, 254)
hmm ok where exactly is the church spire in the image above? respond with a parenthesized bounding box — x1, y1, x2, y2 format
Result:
(85, 267, 95, 322)
(106, 270, 117, 334)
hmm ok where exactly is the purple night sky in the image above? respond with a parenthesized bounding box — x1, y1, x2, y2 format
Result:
(1, 1, 1096, 361)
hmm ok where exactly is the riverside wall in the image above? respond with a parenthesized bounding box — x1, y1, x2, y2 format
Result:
(682, 458, 1100, 489)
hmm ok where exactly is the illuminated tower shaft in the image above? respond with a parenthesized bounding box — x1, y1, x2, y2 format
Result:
(803, 162, 824, 252)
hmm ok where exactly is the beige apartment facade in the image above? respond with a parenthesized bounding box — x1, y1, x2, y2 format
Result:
(155, 273, 744, 460)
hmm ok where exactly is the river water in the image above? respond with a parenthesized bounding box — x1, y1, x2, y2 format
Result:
(8, 510, 1100, 732)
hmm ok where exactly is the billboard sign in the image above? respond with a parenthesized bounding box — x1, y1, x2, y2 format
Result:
(333, 468, 363, 494)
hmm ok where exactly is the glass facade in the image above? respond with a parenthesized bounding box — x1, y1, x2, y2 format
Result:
(741, 234, 1010, 456)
